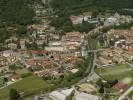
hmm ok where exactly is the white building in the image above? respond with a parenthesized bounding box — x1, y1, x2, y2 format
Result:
(2, 50, 13, 57)
(45, 47, 66, 52)
(74, 92, 101, 100)
(104, 13, 133, 27)
(70, 15, 90, 25)
(104, 17, 118, 27)
(49, 88, 74, 100)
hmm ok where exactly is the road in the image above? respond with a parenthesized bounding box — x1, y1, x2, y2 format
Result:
(77, 49, 99, 84)
(118, 86, 133, 100)
(126, 62, 133, 68)
(76, 25, 104, 84)
(90, 52, 96, 74)
(77, 53, 94, 85)
(87, 49, 103, 53)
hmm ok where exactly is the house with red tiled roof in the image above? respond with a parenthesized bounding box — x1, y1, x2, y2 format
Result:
(11, 73, 21, 82)
(112, 82, 128, 91)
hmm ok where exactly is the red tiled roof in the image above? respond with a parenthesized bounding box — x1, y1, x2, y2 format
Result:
(31, 50, 48, 55)
(112, 82, 127, 91)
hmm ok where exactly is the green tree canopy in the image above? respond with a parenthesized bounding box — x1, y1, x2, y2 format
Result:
(9, 89, 20, 100)
(0, 0, 35, 25)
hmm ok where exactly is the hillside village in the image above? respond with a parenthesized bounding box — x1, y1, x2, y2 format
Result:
(0, 0, 133, 100)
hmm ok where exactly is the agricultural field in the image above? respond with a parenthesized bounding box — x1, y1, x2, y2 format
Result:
(95, 64, 133, 85)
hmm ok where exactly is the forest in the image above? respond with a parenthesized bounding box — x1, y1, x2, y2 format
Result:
(50, 0, 133, 32)
(0, 0, 39, 43)
(50, 0, 133, 11)
(0, 0, 36, 25)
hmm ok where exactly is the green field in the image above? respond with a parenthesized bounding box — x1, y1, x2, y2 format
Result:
(0, 75, 50, 100)
(95, 64, 133, 85)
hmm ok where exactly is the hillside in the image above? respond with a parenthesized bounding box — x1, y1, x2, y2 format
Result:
(0, 0, 35, 25)
(0, 0, 40, 43)
(50, 0, 133, 14)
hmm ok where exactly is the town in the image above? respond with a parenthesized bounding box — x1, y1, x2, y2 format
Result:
(0, 0, 133, 100)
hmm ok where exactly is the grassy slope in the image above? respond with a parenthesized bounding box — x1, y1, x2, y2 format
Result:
(0, 75, 50, 100)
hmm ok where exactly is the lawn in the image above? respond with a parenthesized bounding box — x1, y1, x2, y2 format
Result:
(0, 75, 50, 100)
(95, 64, 133, 85)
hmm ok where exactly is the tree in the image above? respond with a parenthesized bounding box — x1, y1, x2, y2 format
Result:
(16, 25, 27, 36)
(74, 21, 95, 33)
(0, 0, 34, 25)
(3, 77, 8, 83)
(10, 89, 20, 100)
(92, 10, 99, 18)
(9, 64, 18, 71)
(26, 42, 38, 50)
